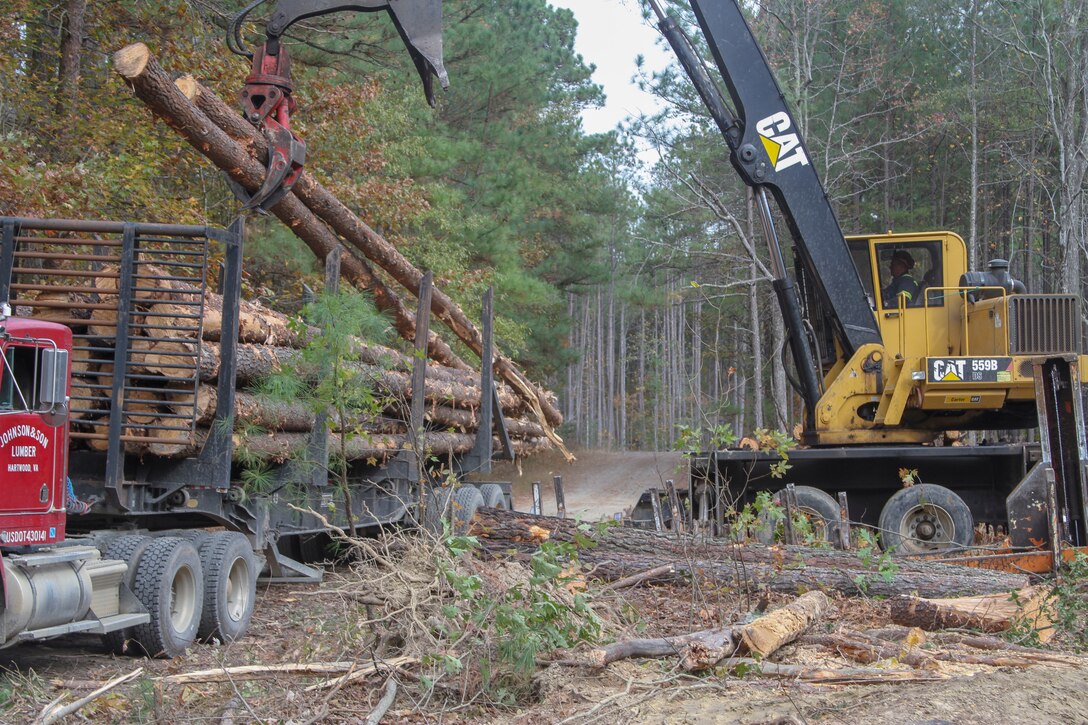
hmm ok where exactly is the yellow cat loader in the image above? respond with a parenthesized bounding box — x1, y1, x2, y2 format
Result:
(228, 0, 1088, 557)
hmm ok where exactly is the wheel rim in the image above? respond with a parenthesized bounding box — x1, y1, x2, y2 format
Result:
(225, 557, 251, 622)
(767, 506, 829, 542)
(170, 565, 198, 631)
(896, 503, 956, 553)
(797, 506, 829, 540)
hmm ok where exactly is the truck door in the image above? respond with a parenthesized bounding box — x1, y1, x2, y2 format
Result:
(0, 344, 61, 519)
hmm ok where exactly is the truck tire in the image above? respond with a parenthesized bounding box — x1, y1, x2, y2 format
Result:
(755, 486, 842, 546)
(197, 532, 257, 644)
(423, 486, 454, 534)
(478, 483, 507, 510)
(129, 537, 203, 658)
(101, 534, 153, 655)
(451, 486, 484, 535)
(878, 483, 973, 555)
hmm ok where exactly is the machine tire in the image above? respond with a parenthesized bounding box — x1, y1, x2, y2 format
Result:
(175, 529, 211, 548)
(878, 483, 973, 555)
(129, 537, 203, 658)
(754, 486, 842, 546)
(197, 532, 257, 644)
(478, 483, 507, 510)
(451, 486, 484, 535)
(423, 486, 454, 534)
(101, 534, 153, 655)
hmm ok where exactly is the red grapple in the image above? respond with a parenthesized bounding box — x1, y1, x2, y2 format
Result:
(239, 42, 306, 210)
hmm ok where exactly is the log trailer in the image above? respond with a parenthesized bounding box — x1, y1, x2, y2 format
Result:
(0, 214, 512, 657)
(222, 0, 1088, 557)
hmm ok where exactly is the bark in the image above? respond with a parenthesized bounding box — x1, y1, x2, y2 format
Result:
(576, 626, 736, 672)
(111, 45, 467, 375)
(56, 0, 86, 124)
(236, 430, 545, 464)
(189, 385, 544, 438)
(889, 586, 1054, 641)
(470, 509, 1031, 598)
(171, 72, 569, 452)
(194, 345, 526, 412)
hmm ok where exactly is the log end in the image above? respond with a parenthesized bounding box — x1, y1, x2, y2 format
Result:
(176, 74, 200, 100)
(114, 43, 151, 79)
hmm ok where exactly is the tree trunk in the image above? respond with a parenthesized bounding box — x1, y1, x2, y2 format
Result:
(470, 509, 1031, 598)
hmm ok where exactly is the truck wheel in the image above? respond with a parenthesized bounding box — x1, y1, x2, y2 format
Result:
(130, 537, 203, 658)
(423, 486, 454, 534)
(197, 532, 256, 644)
(451, 486, 484, 535)
(478, 483, 507, 510)
(878, 484, 973, 555)
(102, 534, 152, 655)
(755, 486, 842, 546)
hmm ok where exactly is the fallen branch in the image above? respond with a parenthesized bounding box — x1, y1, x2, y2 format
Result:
(726, 658, 948, 684)
(364, 678, 398, 725)
(603, 564, 675, 591)
(161, 656, 415, 685)
(35, 667, 144, 725)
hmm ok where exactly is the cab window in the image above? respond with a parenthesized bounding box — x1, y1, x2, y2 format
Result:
(0, 346, 42, 412)
(875, 241, 944, 309)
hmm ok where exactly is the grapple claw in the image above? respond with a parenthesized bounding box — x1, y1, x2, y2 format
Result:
(238, 41, 305, 211)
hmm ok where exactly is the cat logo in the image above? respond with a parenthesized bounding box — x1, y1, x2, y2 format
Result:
(931, 359, 966, 382)
(756, 112, 810, 172)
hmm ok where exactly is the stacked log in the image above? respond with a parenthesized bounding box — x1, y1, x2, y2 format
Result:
(56, 269, 550, 465)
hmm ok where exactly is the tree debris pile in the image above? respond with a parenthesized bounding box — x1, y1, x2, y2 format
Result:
(3, 504, 1086, 722)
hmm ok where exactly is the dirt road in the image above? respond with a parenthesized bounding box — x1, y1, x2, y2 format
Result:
(484, 447, 685, 520)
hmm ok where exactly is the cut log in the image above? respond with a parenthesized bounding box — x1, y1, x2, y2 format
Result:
(171, 70, 569, 455)
(889, 586, 1055, 642)
(739, 591, 829, 658)
(470, 509, 1032, 598)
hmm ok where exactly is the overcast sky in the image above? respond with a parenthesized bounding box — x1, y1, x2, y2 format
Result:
(548, 0, 673, 135)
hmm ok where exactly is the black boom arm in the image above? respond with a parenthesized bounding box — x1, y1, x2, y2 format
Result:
(650, 0, 882, 418)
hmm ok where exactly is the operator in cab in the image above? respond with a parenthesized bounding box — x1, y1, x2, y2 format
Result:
(882, 249, 920, 307)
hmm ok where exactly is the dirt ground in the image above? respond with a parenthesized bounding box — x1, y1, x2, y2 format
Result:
(3, 576, 1085, 724)
(2, 448, 1086, 723)
(488, 447, 685, 520)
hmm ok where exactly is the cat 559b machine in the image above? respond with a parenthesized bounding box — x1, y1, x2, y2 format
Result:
(229, 0, 1088, 556)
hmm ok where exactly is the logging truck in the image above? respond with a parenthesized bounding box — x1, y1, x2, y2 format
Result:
(0, 216, 514, 656)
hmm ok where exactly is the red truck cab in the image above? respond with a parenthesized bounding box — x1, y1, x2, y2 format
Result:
(0, 314, 71, 549)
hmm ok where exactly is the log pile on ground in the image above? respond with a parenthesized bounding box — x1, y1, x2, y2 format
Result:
(470, 508, 1034, 598)
(465, 507, 1076, 688)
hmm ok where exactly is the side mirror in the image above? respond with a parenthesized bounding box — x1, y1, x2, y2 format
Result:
(38, 347, 69, 409)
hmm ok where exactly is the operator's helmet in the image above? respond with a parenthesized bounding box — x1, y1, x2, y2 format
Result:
(891, 249, 915, 270)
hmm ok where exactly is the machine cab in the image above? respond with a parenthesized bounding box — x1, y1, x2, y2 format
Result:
(0, 317, 71, 547)
(846, 232, 969, 360)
